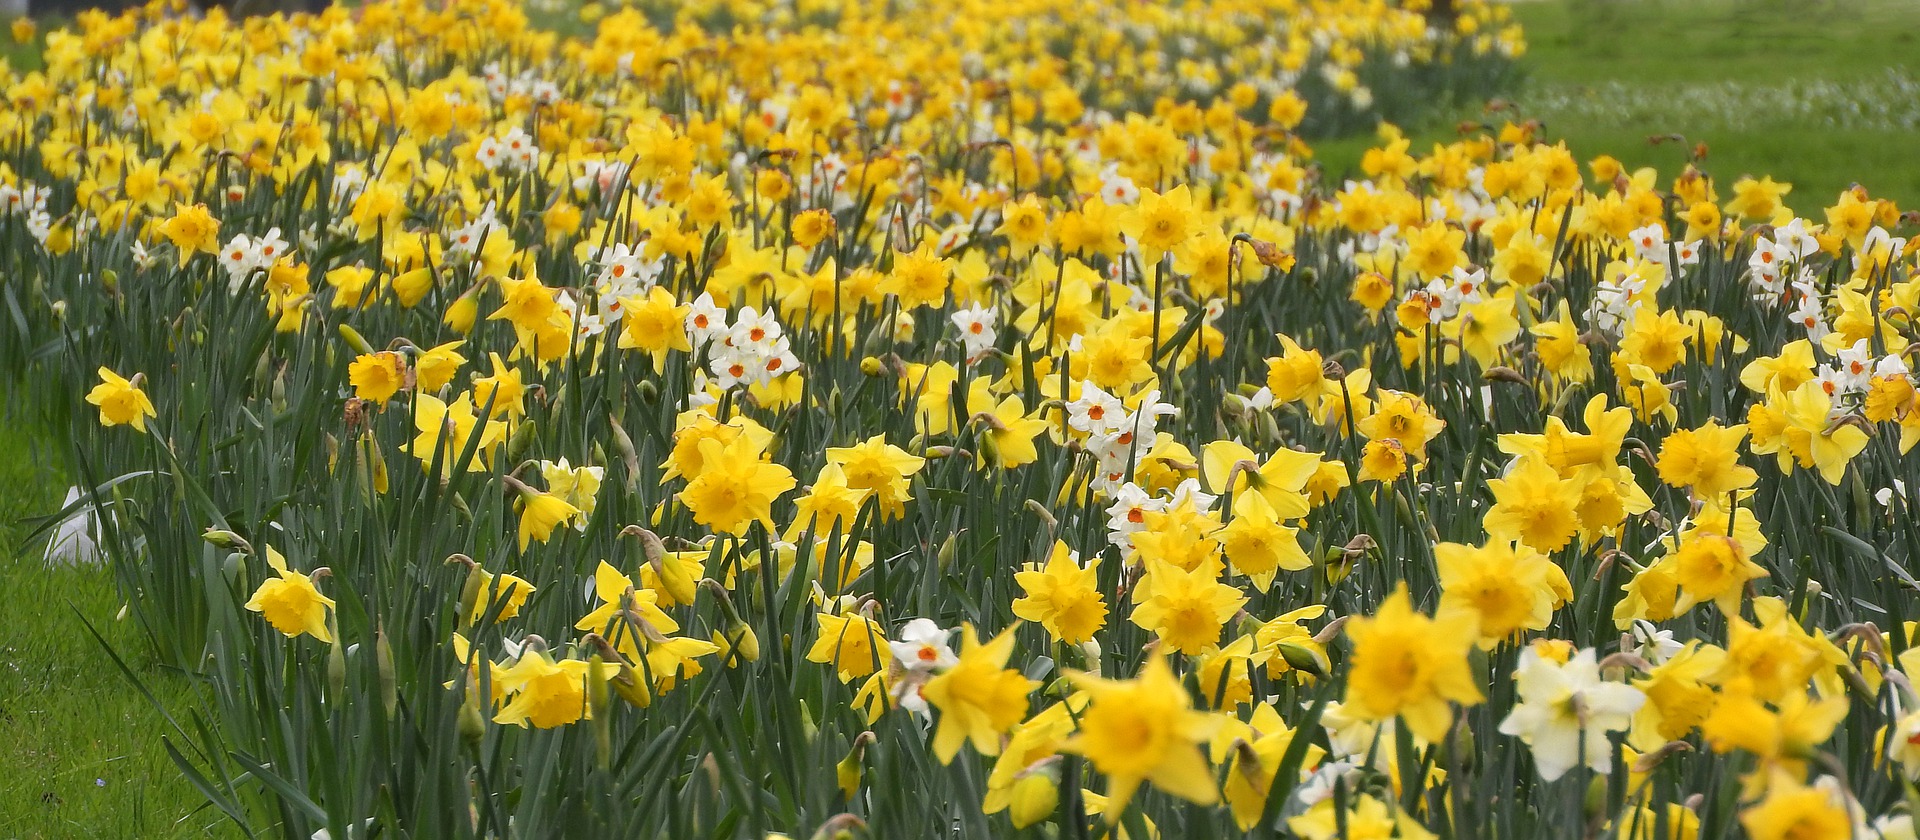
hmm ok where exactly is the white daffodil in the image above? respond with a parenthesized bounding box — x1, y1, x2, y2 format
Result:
(888, 618, 958, 674)
(1497, 646, 1645, 781)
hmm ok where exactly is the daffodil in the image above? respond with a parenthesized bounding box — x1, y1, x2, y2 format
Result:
(1342, 586, 1483, 742)
(820, 435, 923, 520)
(1066, 654, 1219, 819)
(493, 648, 594, 729)
(85, 367, 156, 431)
(807, 609, 890, 682)
(157, 202, 221, 265)
(617, 287, 693, 371)
(1435, 539, 1570, 646)
(1263, 333, 1327, 404)
(1497, 646, 1645, 780)
(1218, 491, 1310, 591)
(1629, 641, 1724, 750)
(1121, 184, 1196, 266)
(1482, 456, 1581, 553)
(1213, 702, 1325, 830)
(1128, 559, 1246, 654)
(1287, 792, 1436, 840)
(1666, 531, 1767, 616)
(409, 393, 507, 475)
(1012, 541, 1106, 644)
(465, 566, 535, 626)
(413, 341, 467, 393)
(576, 561, 678, 661)
(921, 624, 1038, 763)
(969, 385, 1049, 470)
(244, 547, 334, 642)
(678, 435, 796, 535)
(1739, 774, 1863, 840)
(1656, 421, 1757, 501)
(349, 351, 409, 404)
(1357, 390, 1446, 462)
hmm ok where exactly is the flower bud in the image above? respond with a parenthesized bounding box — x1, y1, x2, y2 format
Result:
(1008, 763, 1060, 829)
(588, 655, 612, 770)
(1077, 639, 1103, 678)
(807, 814, 867, 840)
(338, 323, 376, 355)
(506, 418, 538, 464)
(270, 367, 289, 416)
(443, 292, 479, 334)
(713, 623, 761, 665)
(376, 625, 397, 717)
(608, 418, 641, 492)
(834, 732, 874, 801)
(458, 685, 486, 749)
(1275, 639, 1331, 678)
(327, 626, 347, 702)
(203, 528, 252, 551)
(936, 532, 958, 571)
(450, 555, 485, 626)
(633, 528, 697, 605)
(702, 579, 761, 663)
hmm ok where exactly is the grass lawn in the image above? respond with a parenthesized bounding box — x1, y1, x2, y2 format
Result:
(1318, 0, 1920, 209)
(0, 411, 220, 838)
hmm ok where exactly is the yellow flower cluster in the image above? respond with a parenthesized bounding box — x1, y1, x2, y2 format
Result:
(16, 0, 1920, 835)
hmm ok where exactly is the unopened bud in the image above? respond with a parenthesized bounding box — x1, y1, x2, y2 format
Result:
(936, 533, 959, 571)
(588, 655, 612, 770)
(1077, 639, 1103, 678)
(451, 555, 485, 626)
(376, 624, 397, 717)
(458, 686, 486, 748)
(702, 578, 760, 655)
(1008, 761, 1060, 828)
(808, 814, 868, 840)
(443, 292, 479, 334)
(609, 418, 640, 492)
(327, 628, 347, 702)
(506, 418, 537, 463)
(203, 528, 253, 552)
(338, 323, 376, 355)
(835, 732, 875, 801)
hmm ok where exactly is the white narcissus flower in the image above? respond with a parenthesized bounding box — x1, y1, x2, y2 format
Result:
(1319, 700, 1394, 761)
(684, 292, 730, 347)
(1887, 711, 1920, 781)
(1103, 482, 1157, 550)
(1628, 223, 1667, 264)
(1875, 813, 1918, 840)
(888, 618, 957, 674)
(949, 304, 998, 361)
(1497, 646, 1645, 781)
(1628, 620, 1682, 665)
(1067, 381, 1126, 435)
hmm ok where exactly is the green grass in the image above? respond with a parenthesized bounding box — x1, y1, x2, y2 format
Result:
(0, 411, 220, 839)
(1319, 0, 1920, 209)
(1524, 0, 1917, 86)
(2, 19, 49, 72)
